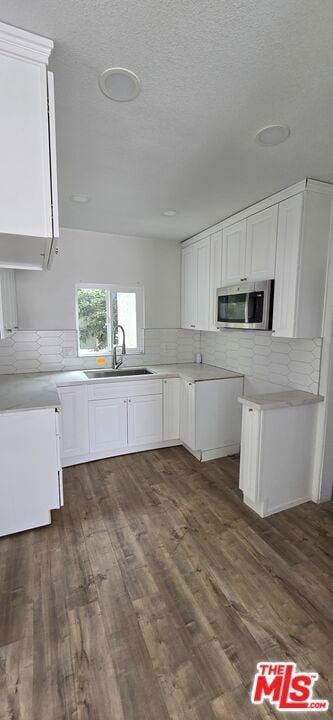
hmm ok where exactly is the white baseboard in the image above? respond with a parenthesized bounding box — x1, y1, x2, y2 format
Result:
(243, 494, 313, 518)
(201, 444, 240, 462)
(62, 439, 182, 468)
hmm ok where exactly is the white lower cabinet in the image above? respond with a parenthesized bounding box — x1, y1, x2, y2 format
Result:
(57, 385, 89, 463)
(58, 375, 242, 467)
(180, 377, 243, 460)
(163, 378, 180, 440)
(89, 397, 128, 454)
(180, 380, 196, 450)
(128, 395, 162, 446)
(239, 400, 318, 517)
(0, 408, 62, 536)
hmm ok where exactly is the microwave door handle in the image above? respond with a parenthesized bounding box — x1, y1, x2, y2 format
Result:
(245, 294, 249, 324)
(247, 294, 255, 323)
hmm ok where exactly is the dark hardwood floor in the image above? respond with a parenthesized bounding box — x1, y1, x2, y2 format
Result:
(1, 446, 333, 719)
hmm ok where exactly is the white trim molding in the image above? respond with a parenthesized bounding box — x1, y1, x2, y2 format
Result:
(0, 21, 53, 64)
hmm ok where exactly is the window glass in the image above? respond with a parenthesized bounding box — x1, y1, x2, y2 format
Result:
(77, 288, 108, 353)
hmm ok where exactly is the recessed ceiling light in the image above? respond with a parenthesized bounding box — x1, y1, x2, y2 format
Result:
(255, 124, 290, 146)
(70, 194, 90, 203)
(163, 210, 178, 216)
(99, 67, 141, 102)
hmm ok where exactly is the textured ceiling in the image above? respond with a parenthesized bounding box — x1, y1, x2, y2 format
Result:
(2, 0, 333, 240)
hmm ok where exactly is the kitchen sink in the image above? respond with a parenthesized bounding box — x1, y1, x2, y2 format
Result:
(84, 368, 154, 379)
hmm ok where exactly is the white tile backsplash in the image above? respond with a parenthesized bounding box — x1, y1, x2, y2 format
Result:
(0, 329, 201, 374)
(200, 330, 322, 394)
(0, 326, 322, 393)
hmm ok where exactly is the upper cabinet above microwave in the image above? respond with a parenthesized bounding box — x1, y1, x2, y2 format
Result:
(181, 179, 333, 337)
(0, 22, 58, 241)
(221, 206, 278, 286)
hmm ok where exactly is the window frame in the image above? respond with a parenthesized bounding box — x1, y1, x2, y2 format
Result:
(75, 283, 145, 357)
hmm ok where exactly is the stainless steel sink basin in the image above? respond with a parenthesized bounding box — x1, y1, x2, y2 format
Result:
(84, 368, 153, 379)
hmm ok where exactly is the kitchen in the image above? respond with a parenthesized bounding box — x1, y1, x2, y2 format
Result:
(1, 3, 333, 719)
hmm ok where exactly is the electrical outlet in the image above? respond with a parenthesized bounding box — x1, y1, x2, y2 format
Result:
(62, 347, 74, 358)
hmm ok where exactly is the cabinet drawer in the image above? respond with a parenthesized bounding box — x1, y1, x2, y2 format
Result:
(87, 379, 162, 400)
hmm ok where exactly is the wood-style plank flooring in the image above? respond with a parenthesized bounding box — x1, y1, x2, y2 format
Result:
(1, 447, 333, 719)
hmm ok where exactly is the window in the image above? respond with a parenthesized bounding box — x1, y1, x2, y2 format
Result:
(76, 284, 144, 356)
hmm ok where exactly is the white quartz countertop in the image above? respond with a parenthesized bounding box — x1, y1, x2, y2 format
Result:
(238, 389, 324, 411)
(0, 363, 244, 413)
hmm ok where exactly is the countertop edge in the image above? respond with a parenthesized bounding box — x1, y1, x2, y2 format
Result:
(238, 391, 324, 411)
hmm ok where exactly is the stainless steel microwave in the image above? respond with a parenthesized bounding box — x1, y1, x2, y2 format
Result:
(216, 280, 274, 330)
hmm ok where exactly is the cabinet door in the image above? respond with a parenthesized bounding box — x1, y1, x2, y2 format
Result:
(89, 398, 128, 454)
(128, 395, 162, 446)
(221, 221, 247, 285)
(209, 231, 223, 330)
(245, 206, 277, 280)
(0, 409, 59, 537)
(239, 406, 261, 503)
(179, 380, 196, 450)
(163, 378, 180, 441)
(0, 52, 53, 237)
(181, 244, 198, 328)
(58, 385, 89, 461)
(196, 236, 211, 330)
(272, 194, 303, 337)
(0, 269, 18, 338)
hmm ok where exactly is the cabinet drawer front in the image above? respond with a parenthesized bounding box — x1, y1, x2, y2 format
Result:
(87, 379, 162, 400)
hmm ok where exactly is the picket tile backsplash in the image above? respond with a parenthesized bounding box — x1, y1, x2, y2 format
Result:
(0, 329, 201, 374)
(200, 330, 322, 394)
(0, 327, 322, 393)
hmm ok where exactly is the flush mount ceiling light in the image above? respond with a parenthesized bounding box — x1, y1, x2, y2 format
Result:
(163, 210, 178, 216)
(99, 67, 141, 102)
(255, 124, 290, 146)
(70, 194, 90, 203)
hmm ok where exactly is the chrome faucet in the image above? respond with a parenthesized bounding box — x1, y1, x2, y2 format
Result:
(112, 324, 126, 369)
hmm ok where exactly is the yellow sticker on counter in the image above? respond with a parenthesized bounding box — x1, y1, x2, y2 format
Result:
(96, 357, 106, 365)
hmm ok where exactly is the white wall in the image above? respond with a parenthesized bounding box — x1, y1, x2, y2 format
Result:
(15, 227, 181, 330)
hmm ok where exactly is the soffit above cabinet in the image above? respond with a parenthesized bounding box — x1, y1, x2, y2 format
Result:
(181, 178, 333, 248)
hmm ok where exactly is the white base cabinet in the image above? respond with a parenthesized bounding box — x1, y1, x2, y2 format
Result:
(60, 379, 164, 465)
(163, 378, 180, 440)
(128, 395, 162, 446)
(89, 397, 128, 454)
(57, 385, 89, 460)
(180, 377, 244, 460)
(239, 401, 318, 517)
(0, 408, 62, 537)
(59, 375, 242, 467)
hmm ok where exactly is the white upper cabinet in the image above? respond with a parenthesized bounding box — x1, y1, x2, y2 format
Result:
(273, 190, 331, 338)
(221, 220, 247, 285)
(221, 207, 277, 286)
(245, 206, 278, 281)
(181, 236, 210, 330)
(209, 231, 223, 330)
(272, 195, 303, 338)
(0, 269, 18, 339)
(181, 244, 197, 328)
(0, 22, 58, 239)
(182, 179, 333, 337)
